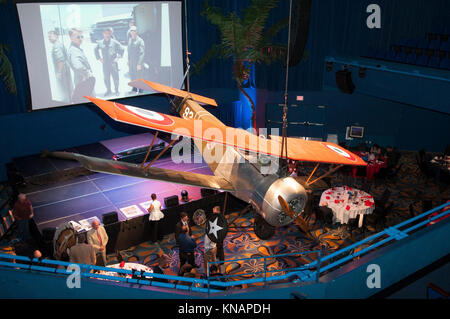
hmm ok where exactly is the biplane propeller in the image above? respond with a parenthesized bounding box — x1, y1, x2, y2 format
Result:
(45, 79, 366, 240)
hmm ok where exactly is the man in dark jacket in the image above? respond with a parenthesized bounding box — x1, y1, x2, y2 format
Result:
(175, 212, 192, 246)
(12, 194, 33, 241)
(212, 206, 225, 262)
(178, 226, 196, 270)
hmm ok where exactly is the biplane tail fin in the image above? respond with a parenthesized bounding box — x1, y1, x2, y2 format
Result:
(128, 79, 218, 107)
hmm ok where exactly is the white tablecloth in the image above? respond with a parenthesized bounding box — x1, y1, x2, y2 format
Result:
(319, 186, 375, 227)
(100, 262, 153, 279)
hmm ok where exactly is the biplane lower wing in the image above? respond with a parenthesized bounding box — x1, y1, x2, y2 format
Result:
(45, 151, 235, 191)
(85, 96, 366, 166)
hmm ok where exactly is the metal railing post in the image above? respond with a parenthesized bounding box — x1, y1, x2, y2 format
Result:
(264, 257, 267, 287)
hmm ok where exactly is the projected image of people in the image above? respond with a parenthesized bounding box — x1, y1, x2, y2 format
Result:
(94, 27, 124, 97)
(18, 2, 183, 110)
(128, 26, 145, 94)
(47, 30, 73, 103)
(68, 28, 95, 103)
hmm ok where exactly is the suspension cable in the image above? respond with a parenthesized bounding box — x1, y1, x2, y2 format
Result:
(280, 0, 293, 173)
(184, 0, 190, 92)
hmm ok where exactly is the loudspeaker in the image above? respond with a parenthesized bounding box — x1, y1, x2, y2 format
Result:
(102, 211, 118, 225)
(201, 188, 217, 198)
(288, 0, 312, 66)
(335, 70, 355, 94)
(164, 195, 179, 208)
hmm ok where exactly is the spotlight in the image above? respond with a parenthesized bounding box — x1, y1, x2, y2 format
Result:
(326, 61, 333, 72)
(181, 190, 189, 202)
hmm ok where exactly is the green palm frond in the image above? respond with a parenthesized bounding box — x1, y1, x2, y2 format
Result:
(0, 44, 17, 94)
(198, 0, 286, 69)
(197, 0, 288, 128)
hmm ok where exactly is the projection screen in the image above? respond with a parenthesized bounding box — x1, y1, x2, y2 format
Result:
(16, 1, 183, 110)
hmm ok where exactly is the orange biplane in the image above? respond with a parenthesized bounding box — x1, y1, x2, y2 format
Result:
(47, 80, 366, 239)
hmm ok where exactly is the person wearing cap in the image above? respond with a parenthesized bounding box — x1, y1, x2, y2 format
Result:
(127, 25, 145, 93)
(48, 29, 73, 103)
(94, 27, 124, 97)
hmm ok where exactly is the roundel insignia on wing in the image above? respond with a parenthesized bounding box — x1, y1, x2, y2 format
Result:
(206, 213, 228, 243)
(323, 143, 356, 161)
(115, 102, 174, 126)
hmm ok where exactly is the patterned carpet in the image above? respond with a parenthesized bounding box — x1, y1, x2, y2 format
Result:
(106, 151, 449, 282)
(1, 151, 448, 285)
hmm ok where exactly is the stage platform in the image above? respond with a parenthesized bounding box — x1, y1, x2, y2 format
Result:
(15, 133, 212, 231)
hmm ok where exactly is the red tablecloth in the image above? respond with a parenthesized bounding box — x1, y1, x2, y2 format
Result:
(351, 152, 387, 180)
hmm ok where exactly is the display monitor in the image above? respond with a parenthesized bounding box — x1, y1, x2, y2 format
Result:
(349, 126, 364, 138)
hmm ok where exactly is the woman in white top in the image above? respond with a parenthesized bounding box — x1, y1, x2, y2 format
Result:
(148, 193, 164, 242)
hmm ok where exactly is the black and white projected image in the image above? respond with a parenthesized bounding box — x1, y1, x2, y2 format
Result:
(17, 2, 183, 110)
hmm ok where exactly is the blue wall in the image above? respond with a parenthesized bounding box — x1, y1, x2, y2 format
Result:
(263, 88, 450, 152)
(0, 0, 449, 181)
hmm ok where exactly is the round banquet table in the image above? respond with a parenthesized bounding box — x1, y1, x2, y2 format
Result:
(100, 262, 153, 279)
(319, 186, 375, 228)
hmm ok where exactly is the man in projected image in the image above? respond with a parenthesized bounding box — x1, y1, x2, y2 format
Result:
(68, 28, 95, 103)
(94, 27, 124, 97)
(48, 30, 73, 103)
(127, 26, 145, 94)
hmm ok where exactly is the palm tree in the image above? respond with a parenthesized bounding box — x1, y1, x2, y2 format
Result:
(0, 0, 16, 94)
(195, 0, 287, 129)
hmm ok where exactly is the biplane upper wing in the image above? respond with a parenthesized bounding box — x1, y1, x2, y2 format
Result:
(129, 79, 218, 107)
(45, 151, 235, 191)
(86, 97, 366, 166)
(269, 135, 367, 166)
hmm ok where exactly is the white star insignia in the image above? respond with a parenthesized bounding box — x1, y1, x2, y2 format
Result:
(208, 217, 223, 240)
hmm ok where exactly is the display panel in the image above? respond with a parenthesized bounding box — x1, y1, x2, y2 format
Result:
(16, 1, 183, 110)
(349, 126, 364, 138)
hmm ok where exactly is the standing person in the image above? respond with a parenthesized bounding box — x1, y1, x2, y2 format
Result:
(48, 30, 73, 103)
(94, 27, 124, 97)
(127, 26, 145, 93)
(178, 226, 197, 271)
(12, 194, 34, 242)
(212, 206, 225, 262)
(87, 220, 108, 266)
(203, 230, 216, 275)
(175, 212, 192, 246)
(68, 28, 95, 102)
(147, 193, 164, 243)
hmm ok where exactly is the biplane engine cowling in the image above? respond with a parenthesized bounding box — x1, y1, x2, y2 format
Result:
(259, 177, 308, 227)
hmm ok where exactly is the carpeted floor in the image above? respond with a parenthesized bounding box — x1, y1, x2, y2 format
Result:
(106, 151, 449, 282)
(1, 151, 448, 284)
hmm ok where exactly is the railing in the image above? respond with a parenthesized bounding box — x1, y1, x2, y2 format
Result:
(315, 202, 450, 274)
(0, 202, 448, 295)
(204, 251, 322, 293)
(0, 254, 221, 294)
